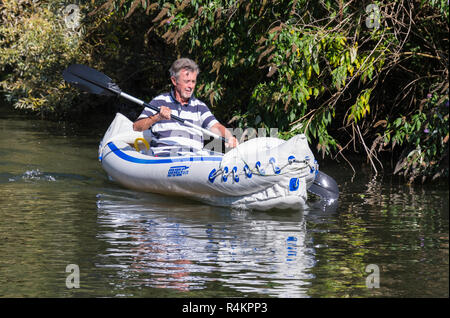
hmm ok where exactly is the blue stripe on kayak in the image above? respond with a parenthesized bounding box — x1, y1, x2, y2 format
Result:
(107, 142, 223, 164)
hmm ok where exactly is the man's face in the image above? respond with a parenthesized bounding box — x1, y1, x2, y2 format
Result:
(171, 69, 197, 103)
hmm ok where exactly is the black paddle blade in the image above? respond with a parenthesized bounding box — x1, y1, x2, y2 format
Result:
(308, 171, 339, 209)
(63, 64, 121, 96)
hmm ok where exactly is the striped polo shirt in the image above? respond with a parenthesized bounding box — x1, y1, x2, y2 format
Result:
(137, 90, 219, 156)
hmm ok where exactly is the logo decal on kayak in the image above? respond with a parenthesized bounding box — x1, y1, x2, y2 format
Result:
(167, 165, 189, 177)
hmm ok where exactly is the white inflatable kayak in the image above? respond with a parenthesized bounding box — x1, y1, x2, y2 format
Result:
(98, 113, 319, 210)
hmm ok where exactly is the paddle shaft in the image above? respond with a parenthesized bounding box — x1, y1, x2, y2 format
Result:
(63, 64, 226, 143)
(120, 92, 226, 142)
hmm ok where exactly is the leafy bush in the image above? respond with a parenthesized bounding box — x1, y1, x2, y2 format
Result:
(383, 86, 449, 183)
(0, 0, 95, 117)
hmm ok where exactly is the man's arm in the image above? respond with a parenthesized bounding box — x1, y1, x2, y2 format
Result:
(133, 114, 161, 131)
(133, 106, 171, 131)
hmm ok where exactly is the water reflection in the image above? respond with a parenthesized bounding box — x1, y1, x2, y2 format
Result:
(95, 191, 317, 297)
(1, 106, 447, 297)
(305, 174, 449, 297)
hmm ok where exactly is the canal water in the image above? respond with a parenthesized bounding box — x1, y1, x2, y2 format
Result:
(0, 104, 448, 298)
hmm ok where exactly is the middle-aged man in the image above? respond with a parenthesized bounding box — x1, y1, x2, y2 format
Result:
(133, 58, 238, 156)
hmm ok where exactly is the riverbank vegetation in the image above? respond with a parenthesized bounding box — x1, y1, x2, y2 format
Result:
(0, 0, 448, 183)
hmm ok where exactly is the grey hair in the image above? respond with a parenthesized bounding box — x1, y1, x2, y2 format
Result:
(169, 58, 200, 79)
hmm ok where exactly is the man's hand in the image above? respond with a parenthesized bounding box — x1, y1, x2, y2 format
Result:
(225, 136, 239, 148)
(157, 106, 171, 120)
(210, 122, 239, 148)
(133, 106, 172, 131)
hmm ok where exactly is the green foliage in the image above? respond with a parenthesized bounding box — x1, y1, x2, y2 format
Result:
(348, 89, 372, 125)
(383, 89, 449, 183)
(0, 0, 93, 116)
